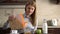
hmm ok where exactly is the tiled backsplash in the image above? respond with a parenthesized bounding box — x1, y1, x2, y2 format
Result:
(0, 8, 25, 27)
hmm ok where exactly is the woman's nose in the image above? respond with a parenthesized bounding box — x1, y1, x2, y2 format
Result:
(28, 8, 33, 12)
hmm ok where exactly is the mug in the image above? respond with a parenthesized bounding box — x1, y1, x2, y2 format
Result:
(52, 19, 58, 26)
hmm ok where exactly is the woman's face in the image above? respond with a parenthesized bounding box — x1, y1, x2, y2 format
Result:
(25, 5, 35, 16)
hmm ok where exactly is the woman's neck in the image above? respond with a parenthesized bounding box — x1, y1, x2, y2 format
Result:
(25, 13, 30, 18)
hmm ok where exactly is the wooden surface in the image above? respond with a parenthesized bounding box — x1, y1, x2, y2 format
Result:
(38, 28, 60, 34)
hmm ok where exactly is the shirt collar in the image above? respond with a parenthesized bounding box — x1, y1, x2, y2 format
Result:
(23, 13, 31, 19)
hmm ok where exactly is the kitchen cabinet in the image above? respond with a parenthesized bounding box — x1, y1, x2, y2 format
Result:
(38, 28, 60, 34)
(0, 0, 35, 5)
(0, 28, 11, 34)
(48, 28, 60, 34)
(0, 0, 27, 5)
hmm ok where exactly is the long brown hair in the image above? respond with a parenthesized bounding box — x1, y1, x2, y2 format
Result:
(25, 1, 36, 26)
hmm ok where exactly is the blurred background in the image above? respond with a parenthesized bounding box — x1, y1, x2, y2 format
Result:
(0, 0, 60, 27)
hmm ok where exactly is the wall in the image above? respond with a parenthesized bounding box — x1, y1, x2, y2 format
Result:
(36, 0, 60, 26)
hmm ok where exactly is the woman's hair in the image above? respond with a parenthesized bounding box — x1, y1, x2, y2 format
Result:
(25, 1, 36, 26)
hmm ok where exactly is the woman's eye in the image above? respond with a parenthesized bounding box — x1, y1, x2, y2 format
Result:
(28, 8, 30, 9)
(28, 8, 33, 10)
(31, 8, 35, 10)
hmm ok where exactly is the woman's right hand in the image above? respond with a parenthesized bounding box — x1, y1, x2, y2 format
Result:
(8, 15, 16, 21)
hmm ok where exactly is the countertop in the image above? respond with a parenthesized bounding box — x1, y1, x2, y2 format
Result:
(0, 26, 60, 28)
(38, 26, 60, 28)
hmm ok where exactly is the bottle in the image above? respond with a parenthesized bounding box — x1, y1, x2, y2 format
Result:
(42, 19, 48, 34)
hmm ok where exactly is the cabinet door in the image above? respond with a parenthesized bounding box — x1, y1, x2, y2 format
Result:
(48, 28, 55, 34)
(38, 28, 60, 34)
(0, 0, 35, 5)
(48, 28, 60, 34)
(54, 28, 60, 34)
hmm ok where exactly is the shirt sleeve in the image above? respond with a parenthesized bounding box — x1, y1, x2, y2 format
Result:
(3, 20, 10, 29)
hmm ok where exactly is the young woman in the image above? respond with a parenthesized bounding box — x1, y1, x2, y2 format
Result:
(3, 1, 38, 34)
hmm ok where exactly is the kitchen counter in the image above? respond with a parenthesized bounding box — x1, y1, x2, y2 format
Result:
(38, 26, 60, 28)
(0, 26, 60, 28)
(38, 26, 60, 34)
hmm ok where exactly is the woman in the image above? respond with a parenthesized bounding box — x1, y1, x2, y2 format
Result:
(3, 1, 38, 34)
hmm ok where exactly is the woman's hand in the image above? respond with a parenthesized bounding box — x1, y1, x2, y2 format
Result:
(8, 15, 16, 21)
